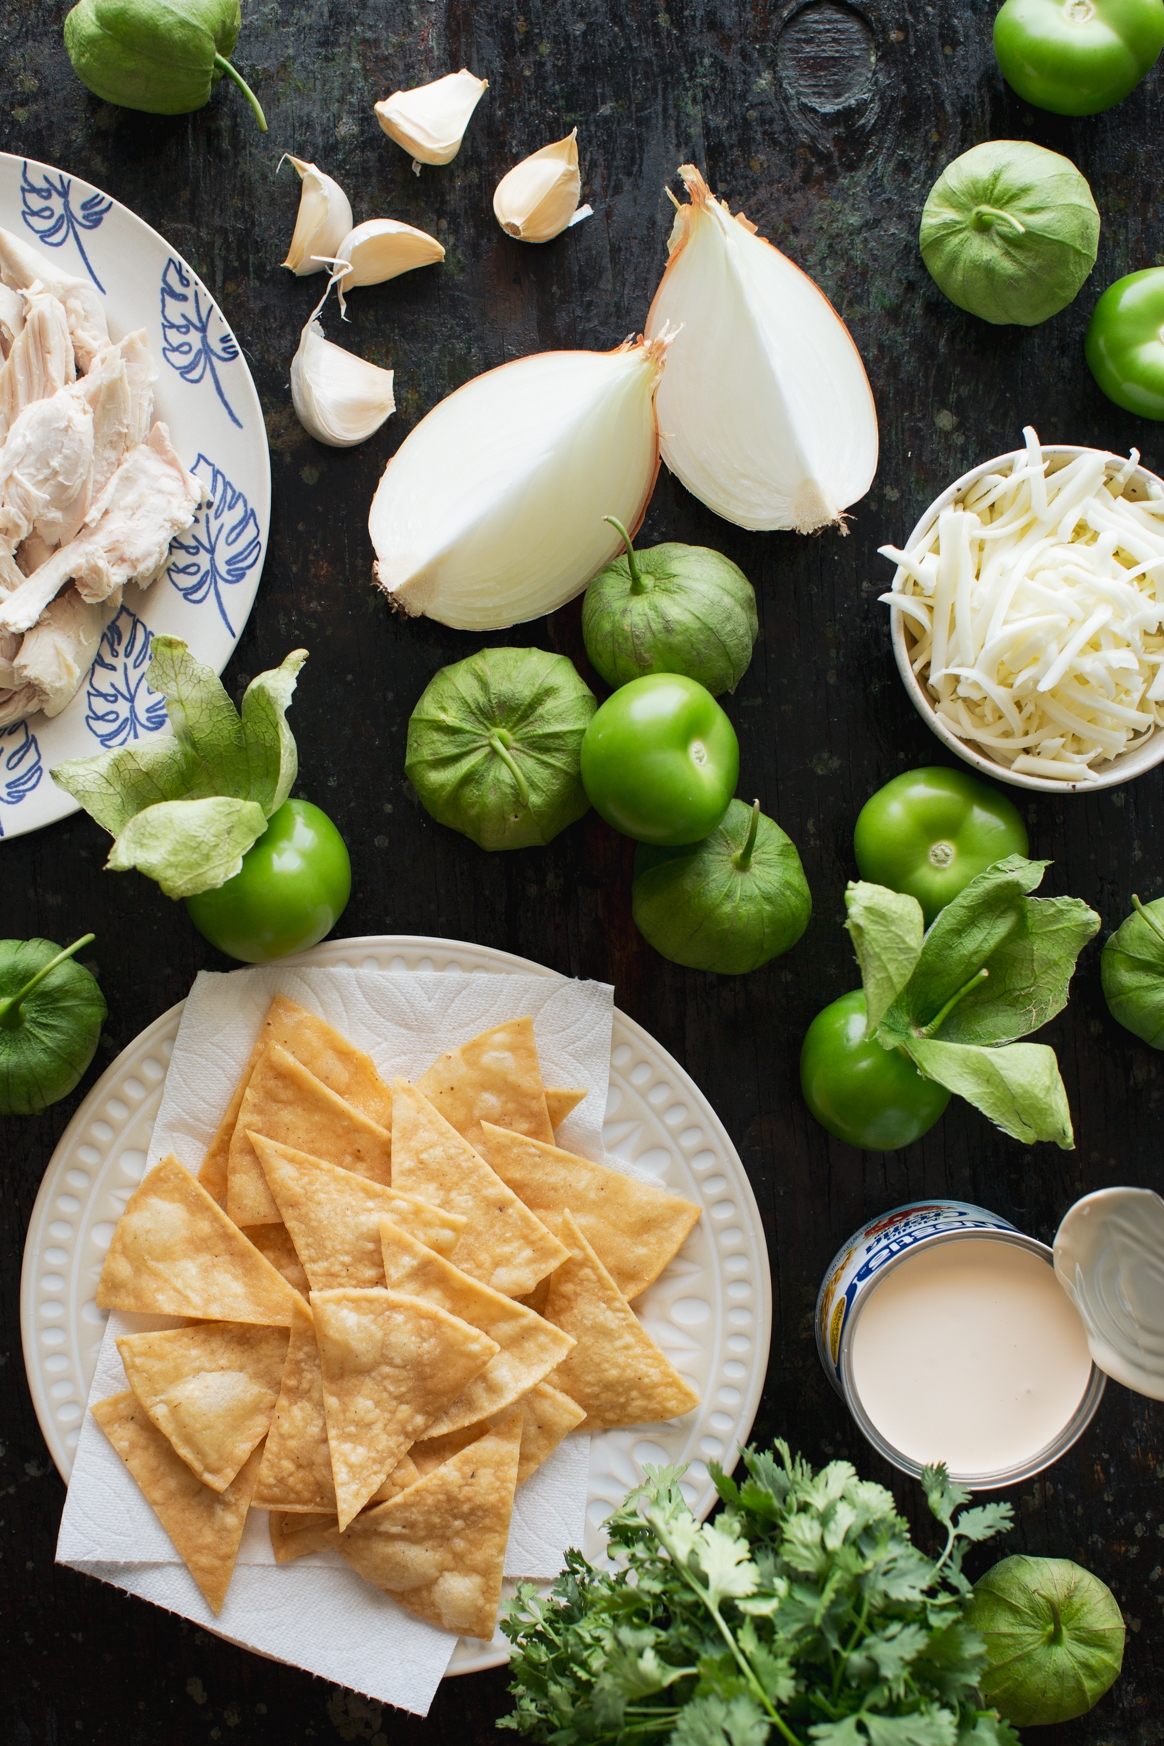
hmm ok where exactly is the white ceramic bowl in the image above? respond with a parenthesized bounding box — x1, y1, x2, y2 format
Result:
(887, 443, 1164, 794)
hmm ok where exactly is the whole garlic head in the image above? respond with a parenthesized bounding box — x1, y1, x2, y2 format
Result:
(493, 130, 590, 243)
(374, 69, 488, 167)
(330, 218, 445, 313)
(291, 317, 395, 448)
(281, 156, 355, 276)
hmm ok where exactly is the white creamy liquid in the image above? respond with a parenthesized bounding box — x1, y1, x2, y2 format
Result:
(850, 1237, 1093, 1477)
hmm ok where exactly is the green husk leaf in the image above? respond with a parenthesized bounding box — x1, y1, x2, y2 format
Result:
(106, 795, 268, 899)
(905, 1036, 1073, 1148)
(50, 734, 202, 837)
(844, 881, 925, 1032)
(933, 894, 1099, 1045)
(238, 650, 307, 815)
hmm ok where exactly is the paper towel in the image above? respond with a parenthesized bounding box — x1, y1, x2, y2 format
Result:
(57, 964, 609, 1716)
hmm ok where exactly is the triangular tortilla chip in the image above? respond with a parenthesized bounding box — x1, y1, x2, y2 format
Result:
(97, 1157, 297, 1326)
(378, 1217, 574, 1436)
(227, 1046, 393, 1226)
(391, 1080, 567, 1298)
(544, 1088, 588, 1128)
(268, 1510, 337, 1563)
(543, 1212, 700, 1430)
(117, 1322, 289, 1490)
(332, 1409, 523, 1640)
(415, 1018, 553, 1151)
(311, 1287, 500, 1528)
(91, 1391, 262, 1614)
(252, 1136, 465, 1289)
(410, 1422, 484, 1478)
(253, 1297, 336, 1513)
(412, 1381, 584, 1488)
(479, 1124, 702, 1301)
(369, 1452, 422, 1504)
(199, 998, 394, 1207)
(248, 1223, 309, 1297)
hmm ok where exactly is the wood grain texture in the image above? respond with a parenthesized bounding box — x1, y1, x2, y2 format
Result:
(2, 0, 1163, 1739)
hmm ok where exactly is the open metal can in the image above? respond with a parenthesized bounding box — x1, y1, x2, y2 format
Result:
(816, 1199, 1107, 1488)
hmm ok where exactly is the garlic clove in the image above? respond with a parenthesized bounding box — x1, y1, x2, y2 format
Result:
(493, 129, 590, 244)
(328, 218, 445, 313)
(280, 155, 355, 277)
(373, 69, 488, 167)
(291, 317, 395, 448)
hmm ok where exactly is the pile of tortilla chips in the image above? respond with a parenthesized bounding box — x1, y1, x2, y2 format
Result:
(92, 998, 702, 1641)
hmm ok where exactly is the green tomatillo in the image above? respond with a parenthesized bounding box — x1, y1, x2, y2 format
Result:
(632, 799, 811, 974)
(0, 936, 106, 1116)
(185, 799, 350, 963)
(994, 0, 1164, 116)
(580, 673, 738, 845)
(1100, 891, 1164, 1044)
(1085, 268, 1164, 418)
(581, 516, 758, 696)
(800, 989, 951, 1150)
(968, 1554, 1125, 1725)
(64, 0, 268, 130)
(853, 766, 1029, 925)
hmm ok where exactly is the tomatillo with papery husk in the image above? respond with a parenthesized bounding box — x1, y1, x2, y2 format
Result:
(0, 935, 106, 1115)
(582, 517, 757, 696)
(632, 799, 810, 973)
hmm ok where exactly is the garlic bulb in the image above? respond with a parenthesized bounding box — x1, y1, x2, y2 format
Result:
(291, 314, 395, 448)
(280, 156, 354, 276)
(374, 70, 488, 168)
(369, 335, 671, 629)
(493, 129, 592, 243)
(330, 218, 445, 313)
(646, 165, 878, 534)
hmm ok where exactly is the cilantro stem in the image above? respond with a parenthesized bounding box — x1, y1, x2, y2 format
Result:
(915, 966, 989, 1038)
(1132, 893, 1164, 948)
(831, 1591, 872, 1699)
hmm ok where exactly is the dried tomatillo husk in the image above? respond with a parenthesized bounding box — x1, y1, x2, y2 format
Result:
(0, 935, 106, 1115)
(632, 798, 811, 974)
(64, 0, 267, 130)
(968, 1554, 1125, 1726)
(582, 517, 758, 697)
(405, 647, 596, 850)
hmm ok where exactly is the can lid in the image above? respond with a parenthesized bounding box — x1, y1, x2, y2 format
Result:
(1054, 1187, 1164, 1400)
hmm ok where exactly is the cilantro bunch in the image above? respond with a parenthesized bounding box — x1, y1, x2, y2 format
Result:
(501, 1444, 1018, 1746)
(844, 856, 1099, 1150)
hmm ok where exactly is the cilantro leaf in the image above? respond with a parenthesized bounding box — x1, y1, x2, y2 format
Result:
(922, 1467, 971, 1532)
(845, 882, 926, 1032)
(671, 1693, 771, 1746)
(905, 1036, 1074, 1148)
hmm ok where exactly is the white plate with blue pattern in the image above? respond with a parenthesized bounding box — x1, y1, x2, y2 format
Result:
(0, 153, 270, 841)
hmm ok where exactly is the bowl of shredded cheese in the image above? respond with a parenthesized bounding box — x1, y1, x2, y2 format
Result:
(880, 429, 1164, 791)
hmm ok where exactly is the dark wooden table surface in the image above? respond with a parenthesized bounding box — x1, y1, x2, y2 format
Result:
(3, 1, 1163, 1741)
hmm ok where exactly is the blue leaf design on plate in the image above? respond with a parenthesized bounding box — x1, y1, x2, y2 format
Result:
(159, 257, 242, 429)
(84, 606, 166, 750)
(20, 160, 111, 293)
(0, 720, 43, 835)
(166, 454, 262, 638)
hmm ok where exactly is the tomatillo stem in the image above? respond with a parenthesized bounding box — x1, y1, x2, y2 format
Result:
(1132, 894, 1164, 948)
(917, 966, 989, 1039)
(733, 799, 761, 870)
(0, 934, 95, 1031)
(604, 515, 644, 594)
(1036, 1591, 1065, 1644)
(972, 203, 1026, 236)
(488, 730, 531, 808)
(214, 54, 268, 132)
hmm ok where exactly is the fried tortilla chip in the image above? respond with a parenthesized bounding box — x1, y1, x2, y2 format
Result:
(199, 998, 394, 1207)
(368, 1452, 422, 1505)
(378, 1217, 574, 1436)
(248, 1223, 309, 1297)
(227, 1046, 393, 1227)
(253, 1297, 336, 1513)
(415, 1018, 553, 1152)
(116, 1322, 288, 1491)
(543, 1212, 700, 1430)
(311, 1287, 500, 1529)
(332, 1408, 523, 1640)
(543, 1088, 587, 1129)
(409, 1422, 484, 1478)
(252, 1136, 465, 1288)
(512, 1380, 586, 1485)
(91, 1391, 263, 1614)
(268, 1510, 337, 1564)
(97, 1157, 297, 1326)
(391, 1080, 567, 1298)
(479, 1124, 702, 1301)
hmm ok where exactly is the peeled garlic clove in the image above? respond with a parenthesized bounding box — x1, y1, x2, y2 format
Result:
(493, 129, 590, 243)
(368, 333, 672, 630)
(291, 317, 395, 448)
(280, 155, 355, 277)
(374, 69, 488, 167)
(646, 164, 878, 534)
(330, 218, 445, 313)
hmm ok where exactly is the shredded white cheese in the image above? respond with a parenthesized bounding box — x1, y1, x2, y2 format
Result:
(880, 428, 1164, 783)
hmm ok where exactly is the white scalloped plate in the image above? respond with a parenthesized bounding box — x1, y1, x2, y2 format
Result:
(21, 936, 771, 1677)
(0, 153, 270, 839)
